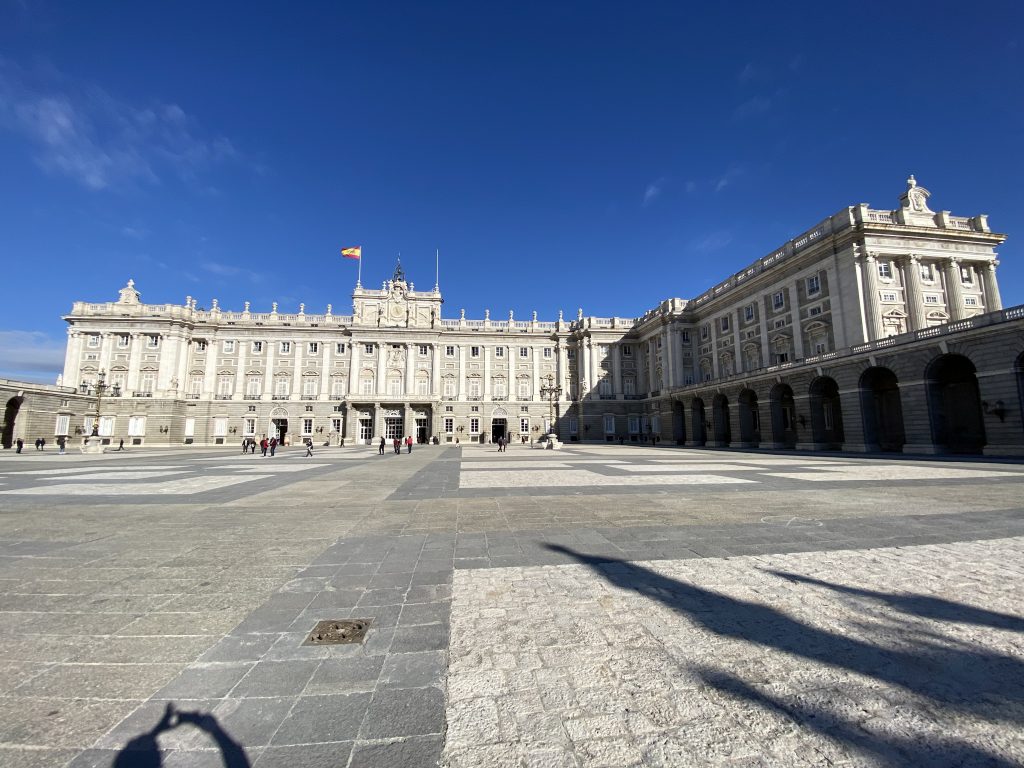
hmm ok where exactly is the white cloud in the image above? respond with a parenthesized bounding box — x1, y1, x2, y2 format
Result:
(737, 63, 757, 84)
(734, 96, 771, 120)
(642, 177, 667, 207)
(0, 58, 243, 191)
(201, 261, 266, 284)
(714, 166, 744, 193)
(689, 231, 733, 254)
(0, 331, 66, 382)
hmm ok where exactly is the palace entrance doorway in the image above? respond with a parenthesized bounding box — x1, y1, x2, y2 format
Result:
(385, 416, 404, 440)
(271, 418, 288, 444)
(2, 397, 22, 449)
(491, 418, 507, 443)
(415, 417, 428, 444)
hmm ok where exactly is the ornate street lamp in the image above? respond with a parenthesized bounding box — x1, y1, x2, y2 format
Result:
(540, 374, 562, 439)
(85, 369, 112, 438)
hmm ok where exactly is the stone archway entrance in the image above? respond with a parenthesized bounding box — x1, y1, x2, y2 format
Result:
(808, 377, 845, 449)
(690, 398, 706, 446)
(491, 408, 508, 443)
(2, 396, 22, 449)
(770, 384, 797, 449)
(711, 394, 731, 446)
(926, 354, 986, 454)
(269, 407, 289, 445)
(859, 367, 905, 452)
(738, 389, 760, 447)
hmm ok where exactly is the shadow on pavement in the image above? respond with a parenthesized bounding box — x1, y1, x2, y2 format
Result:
(545, 543, 1022, 766)
(114, 703, 249, 768)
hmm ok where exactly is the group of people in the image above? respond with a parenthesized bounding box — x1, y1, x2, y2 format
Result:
(252, 436, 278, 456)
(379, 435, 415, 455)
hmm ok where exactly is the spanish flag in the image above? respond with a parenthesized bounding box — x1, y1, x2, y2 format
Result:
(341, 246, 362, 260)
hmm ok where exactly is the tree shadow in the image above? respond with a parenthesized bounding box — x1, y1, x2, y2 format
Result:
(767, 569, 1024, 632)
(545, 544, 1024, 765)
(114, 703, 250, 768)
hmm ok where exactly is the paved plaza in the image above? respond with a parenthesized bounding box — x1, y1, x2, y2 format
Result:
(0, 444, 1022, 767)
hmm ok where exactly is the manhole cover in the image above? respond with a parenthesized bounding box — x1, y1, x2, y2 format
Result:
(303, 619, 372, 645)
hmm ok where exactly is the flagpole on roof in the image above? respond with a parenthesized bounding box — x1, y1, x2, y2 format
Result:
(356, 248, 362, 288)
(435, 248, 439, 291)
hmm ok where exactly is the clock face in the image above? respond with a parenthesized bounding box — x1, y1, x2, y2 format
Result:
(390, 303, 404, 319)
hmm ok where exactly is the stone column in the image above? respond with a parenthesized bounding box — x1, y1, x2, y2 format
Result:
(63, 330, 81, 385)
(405, 343, 415, 396)
(129, 333, 145, 395)
(234, 338, 248, 400)
(903, 255, 925, 330)
(982, 261, 1002, 311)
(944, 258, 967, 321)
(733, 314, 744, 374)
(861, 254, 884, 340)
(348, 341, 360, 395)
(758, 301, 770, 369)
(531, 346, 540, 401)
(376, 342, 386, 396)
(431, 344, 440, 397)
(175, 336, 190, 398)
(263, 340, 276, 400)
(662, 330, 673, 388)
(557, 343, 568, 402)
(710, 337, 719, 381)
(458, 344, 466, 400)
(790, 282, 804, 359)
(99, 332, 113, 375)
(291, 341, 302, 400)
(319, 340, 332, 399)
(647, 340, 656, 393)
(483, 345, 491, 400)
(612, 344, 622, 396)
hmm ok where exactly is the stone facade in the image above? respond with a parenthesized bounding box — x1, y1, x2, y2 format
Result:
(5, 177, 1021, 455)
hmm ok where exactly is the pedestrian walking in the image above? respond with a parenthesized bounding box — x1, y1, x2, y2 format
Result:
(117, 439, 125, 451)
(242, 438, 248, 454)
(393, 437, 400, 454)
(406, 435, 413, 454)
(305, 438, 314, 457)
(57, 436, 66, 455)
(260, 437, 268, 456)
(16, 438, 24, 453)
(40, 438, 45, 450)
(269, 437, 277, 456)
(379, 436, 386, 455)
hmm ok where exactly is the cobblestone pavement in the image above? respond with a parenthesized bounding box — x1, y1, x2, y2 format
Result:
(0, 444, 1021, 767)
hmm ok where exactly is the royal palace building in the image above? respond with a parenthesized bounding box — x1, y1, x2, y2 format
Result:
(4, 177, 1024, 455)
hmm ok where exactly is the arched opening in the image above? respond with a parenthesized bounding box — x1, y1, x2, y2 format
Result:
(690, 398, 706, 446)
(808, 377, 845, 449)
(2, 396, 23, 449)
(859, 367, 905, 452)
(738, 389, 760, 446)
(769, 383, 797, 449)
(926, 354, 985, 454)
(712, 394, 731, 446)
(672, 399, 686, 445)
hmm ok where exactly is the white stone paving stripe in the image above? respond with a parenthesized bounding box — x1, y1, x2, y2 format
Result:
(768, 466, 1024, 482)
(458, 469, 756, 488)
(0, 474, 270, 495)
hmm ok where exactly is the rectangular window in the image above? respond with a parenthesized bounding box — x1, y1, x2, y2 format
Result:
(720, 316, 730, 332)
(470, 417, 480, 434)
(744, 305, 754, 322)
(336, 343, 346, 354)
(280, 341, 291, 354)
(520, 347, 529, 358)
(920, 264, 933, 281)
(960, 266, 973, 283)
(806, 275, 821, 295)
(184, 417, 196, 438)
(628, 415, 640, 434)
(621, 345, 632, 357)
(878, 262, 892, 279)
(140, 373, 156, 394)
(87, 334, 101, 348)
(471, 346, 480, 358)
(243, 417, 256, 436)
(469, 379, 481, 397)
(518, 380, 530, 398)
(418, 344, 428, 356)
(331, 417, 342, 433)
(566, 349, 575, 360)
(195, 340, 207, 352)
(416, 378, 428, 396)
(361, 378, 373, 394)
(246, 376, 262, 396)
(364, 343, 374, 355)
(189, 375, 203, 395)
(881, 292, 897, 302)
(495, 346, 504, 358)
(772, 291, 785, 310)
(302, 418, 313, 435)
(146, 335, 160, 349)
(493, 379, 506, 398)
(808, 306, 822, 316)
(443, 378, 456, 397)
(774, 319, 786, 329)
(221, 340, 234, 353)
(303, 378, 318, 397)
(520, 417, 529, 434)
(308, 342, 319, 355)
(543, 348, 552, 359)
(680, 331, 690, 343)
(568, 417, 578, 435)
(624, 378, 635, 395)
(117, 334, 129, 348)
(446, 345, 456, 357)
(603, 414, 615, 434)
(925, 294, 939, 304)
(444, 417, 454, 434)
(217, 376, 233, 396)
(701, 326, 709, 340)
(965, 296, 978, 306)
(815, 341, 827, 355)
(213, 417, 227, 437)
(55, 414, 70, 435)
(275, 378, 290, 396)
(252, 341, 263, 353)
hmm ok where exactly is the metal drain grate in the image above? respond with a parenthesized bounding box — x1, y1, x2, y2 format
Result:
(303, 619, 372, 646)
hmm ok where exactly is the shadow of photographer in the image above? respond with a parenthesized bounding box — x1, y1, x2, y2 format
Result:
(114, 703, 249, 768)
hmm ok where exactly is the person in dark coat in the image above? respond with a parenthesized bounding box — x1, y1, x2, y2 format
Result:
(379, 435, 386, 455)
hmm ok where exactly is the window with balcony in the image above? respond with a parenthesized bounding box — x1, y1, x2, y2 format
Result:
(302, 377, 318, 398)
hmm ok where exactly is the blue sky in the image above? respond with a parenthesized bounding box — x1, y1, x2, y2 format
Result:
(1, 1, 1022, 382)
